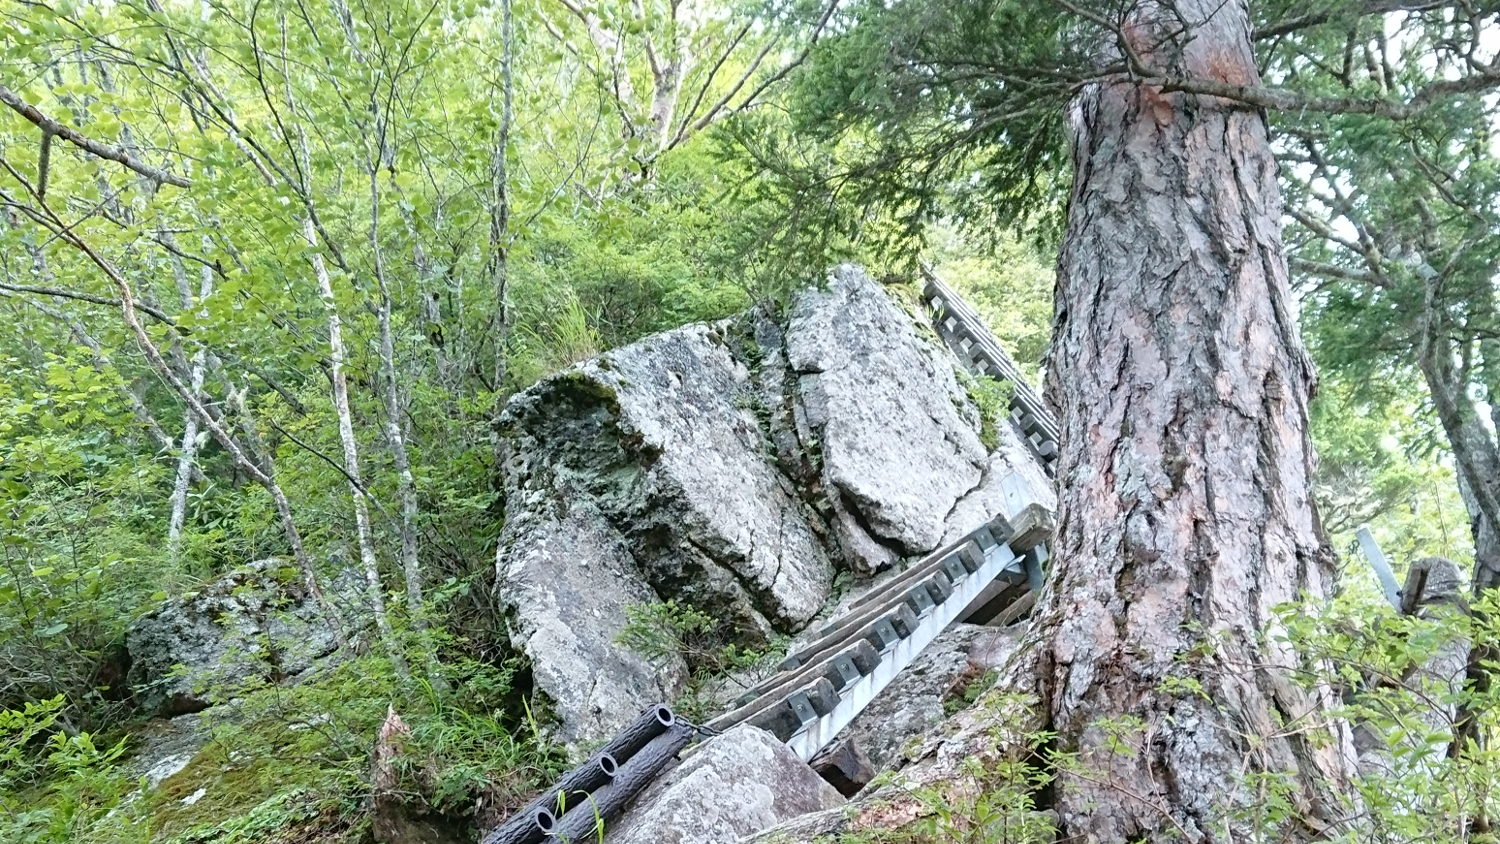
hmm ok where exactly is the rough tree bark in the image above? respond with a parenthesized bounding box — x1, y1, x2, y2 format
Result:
(1037, 2, 1356, 839)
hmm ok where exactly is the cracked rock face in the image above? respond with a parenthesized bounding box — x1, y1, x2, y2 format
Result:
(497, 321, 834, 744)
(835, 623, 1024, 773)
(788, 265, 996, 570)
(495, 265, 1043, 746)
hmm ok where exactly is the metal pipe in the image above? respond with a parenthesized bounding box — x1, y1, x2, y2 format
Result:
(551, 723, 695, 842)
(482, 802, 560, 844)
(481, 706, 670, 844)
(1356, 525, 1402, 610)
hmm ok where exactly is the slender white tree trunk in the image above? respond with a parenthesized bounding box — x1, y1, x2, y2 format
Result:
(166, 236, 214, 560)
(366, 167, 443, 688)
(489, 0, 515, 403)
(369, 200, 423, 618)
(306, 218, 407, 676)
(56, 228, 345, 649)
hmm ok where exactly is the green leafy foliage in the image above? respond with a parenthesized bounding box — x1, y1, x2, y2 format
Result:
(1273, 591, 1500, 841)
(960, 374, 1015, 452)
(616, 600, 784, 720)
(0, 697, 137, 844)
(1310, 378, 1473, 580)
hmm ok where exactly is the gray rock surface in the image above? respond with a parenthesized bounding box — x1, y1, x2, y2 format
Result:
(496, 320, 837, 744)
(494, 265, 1042, 746)
(127, 711, 210, 788)
(603, 724, 845, 844)
(940, 427, 1058, 544)
(126, 559, 345, 716)
(786, 266, 990, 570)
(836, 623, 1024, 772)
(498, 504, 687, 745)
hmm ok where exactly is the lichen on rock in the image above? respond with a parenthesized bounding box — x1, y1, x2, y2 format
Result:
(126, 558, 353, 717)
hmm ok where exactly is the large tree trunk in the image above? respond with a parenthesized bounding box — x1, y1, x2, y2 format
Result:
(1038, 2, 1356, 839)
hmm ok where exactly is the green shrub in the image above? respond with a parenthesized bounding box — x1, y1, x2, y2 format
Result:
(617, 600, 784, 721)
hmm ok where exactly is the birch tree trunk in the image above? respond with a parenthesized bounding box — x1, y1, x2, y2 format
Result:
(166, 235, 213, 561)
(367, 167, 443, 689)
(47, 223, 346, 650)
(1037, 2, 1355, 839)
(488, 0, 515, 403)
(306, 218, 407, 677)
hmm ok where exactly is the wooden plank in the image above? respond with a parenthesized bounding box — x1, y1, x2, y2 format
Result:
(990, 588, 1037, 627)
(748, 676, 840, 741)
(831, 520, 1008, 629)
(841, 540, 976, 616)
(956, 569, 1028, 624)
(1008, 504, 1054, 553)
(844, 514, 1010, 612)
(735, 511, 1043, 734)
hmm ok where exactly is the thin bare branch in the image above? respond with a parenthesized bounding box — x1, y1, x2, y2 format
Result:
(0, 279, 182, 327)
(0, 84, 192, 187)
(1253, 0, 1454, 41)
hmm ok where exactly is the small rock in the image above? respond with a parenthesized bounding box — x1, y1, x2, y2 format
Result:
(126, 559, 354, 717)
(603, 724, 845, 844)
(143, 752, 193, 790)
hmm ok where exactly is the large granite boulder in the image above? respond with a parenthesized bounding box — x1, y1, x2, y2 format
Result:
(126, 559, 345, 716)
(785, 266, 989, 569)
(495, 265, 1047, 746)
(604, 724, 845, 844)
(498, 504, 688, 744)
(496, 321, 836, 744)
